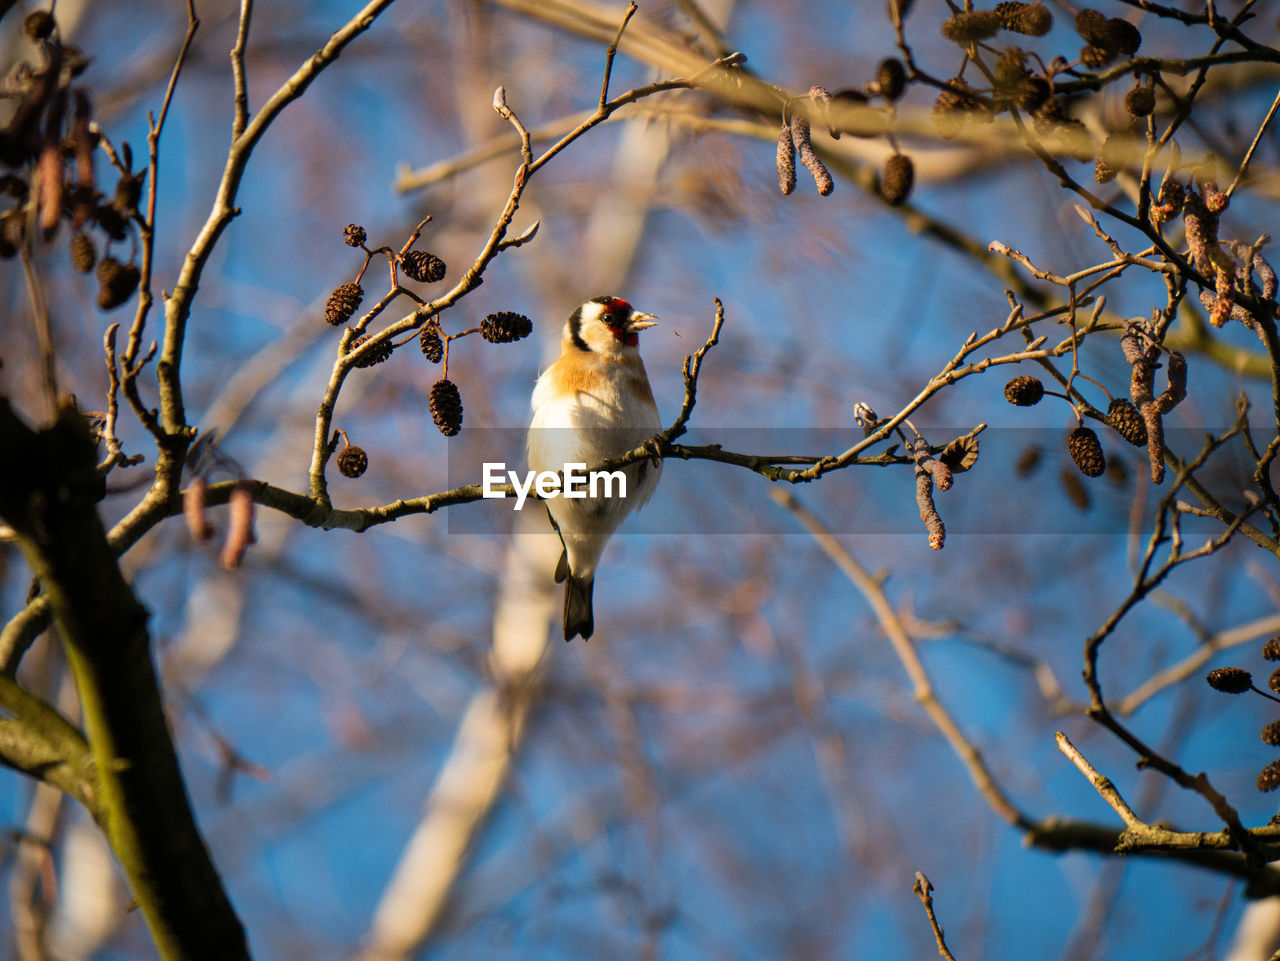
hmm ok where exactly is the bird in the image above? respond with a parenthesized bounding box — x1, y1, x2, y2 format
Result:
(528, 296, 662, 641)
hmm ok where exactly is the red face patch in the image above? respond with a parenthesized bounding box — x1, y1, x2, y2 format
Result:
(606, 324, 639, 347)
(601, 297, 636, 345)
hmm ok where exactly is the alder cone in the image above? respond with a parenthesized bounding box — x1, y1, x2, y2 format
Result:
(69, 232, 95, 273)
(96, 257, 140, 311)
(481, 311, 533, 343)
(880, 153, 914, 206)
(325, 282, 363, 326)
(1205, 666, 1251, 694)
(1125, 85, 1155, 117)
(343, 223, 366, 247)
(419, 325, 443, 363)
(1003, 375, 1043, 406)
(1106, 397, 1147, 447)
(1259, 761, 1280, 793)
(429, 379, 463, 436)
(401, 250, 446, 283)
(876, 58, 905, 101)
(337, 446, 368, 478)
(996, 1, 1052, 36)
(348, 334, 392, 368)
(1067, 426, 1105, 477)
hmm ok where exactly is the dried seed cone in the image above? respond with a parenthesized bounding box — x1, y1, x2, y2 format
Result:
(1263, 721, 1280, 747)
(1103, 18, 1141, 56)
(1106, 398, 1148, 447)
(1263, 637, 1280, 661)
(879, 153, 914, 206)
(876, 58, 906, 101)
(1206, 666, 1252, 693)
(343, 223, 367, 247)
(933, 89, 966, 137)
(1098, 134, 1124, 175)
(776, 124, 796, 195)
(1013, 76, 1050, 112)
(1015, 445, 1041, 477)
(348, 333, 392, 368)
(1060, 465, 1089, 510)
(429, 379, 463, 436)
(1076, 10, 1139, 57)
(1124, 85, 1155, 117)
(1074, 9, 1108, 42)
(933, 77, 985, 137)
(1094, 155, 1117, 184)
(419, 325, 443, 363)
(96, 257, 139, 311)
(1259, 761, 1280, 793)
(481, 310, 533, 343)
(325, 282, 363, 326)
(1003, 375, 1044, 406)
(994, 48, 1029, 88)
(1271, 667, 1280, 695)
(23, 9, 54, 40)
(1067, 426, 1106, 477)
(1034, 97, 1064, 136)
(401, 250, 446, 283)
(996, 1, 1051, 35)
(95, 203, 128, 241)
(337, 445, 368, 478)
(113, 173, 143, 214)
(69, 232, 95, 273)
(941, 10, 1002, 43)
(1080, 44, 1116, 69)
(1040, 109, 1088, 154)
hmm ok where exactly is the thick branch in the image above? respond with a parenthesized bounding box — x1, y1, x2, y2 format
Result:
(0, 400, 249, 961)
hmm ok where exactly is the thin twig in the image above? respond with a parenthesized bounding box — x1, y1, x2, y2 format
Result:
(231, 0, 253, 140)
(913, 873, 959, 961)
(1118, 612, 1280, 714)
(122, 0, 199, 441)
(599, 2, 639, 109)
(1227, 84, 1280, 199)
(772, 488, 1033, 832)
(1056, 731, 1143, 829)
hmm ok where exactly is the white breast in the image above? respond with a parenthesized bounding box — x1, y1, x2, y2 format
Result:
(527, 356, 661, 576)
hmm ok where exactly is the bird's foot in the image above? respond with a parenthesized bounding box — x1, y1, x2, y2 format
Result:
(643, 434, 671, 468)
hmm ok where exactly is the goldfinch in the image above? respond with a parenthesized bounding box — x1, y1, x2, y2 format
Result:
(528, 296, 661, 641)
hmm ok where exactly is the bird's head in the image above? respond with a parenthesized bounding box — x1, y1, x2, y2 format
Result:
(565, 296, 658, 356)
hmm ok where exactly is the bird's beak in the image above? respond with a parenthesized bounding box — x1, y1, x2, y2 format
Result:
(627, 311, 658, 331)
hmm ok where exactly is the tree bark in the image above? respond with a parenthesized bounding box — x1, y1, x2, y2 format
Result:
(0, 399, 250, 961)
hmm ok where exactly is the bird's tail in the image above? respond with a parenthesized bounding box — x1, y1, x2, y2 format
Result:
(562, 574, 594, 642)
